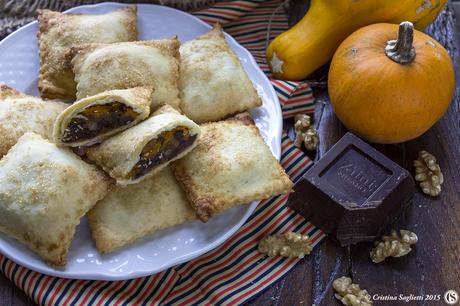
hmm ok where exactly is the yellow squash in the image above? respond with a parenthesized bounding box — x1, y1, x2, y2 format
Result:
(266, 0, 447, 80)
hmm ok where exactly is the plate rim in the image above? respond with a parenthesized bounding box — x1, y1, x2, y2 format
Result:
(0, 2, 283, 280)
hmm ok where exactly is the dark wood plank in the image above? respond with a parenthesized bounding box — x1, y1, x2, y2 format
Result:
(0, 273, 34, 306)
(250, 2, 460, 306)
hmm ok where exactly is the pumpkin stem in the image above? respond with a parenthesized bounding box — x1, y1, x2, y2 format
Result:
(385, 21, 416, 64)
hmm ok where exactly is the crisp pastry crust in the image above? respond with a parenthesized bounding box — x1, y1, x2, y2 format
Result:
(172, 115, 293, 222)
(71, 39, 181, 109)
(53, 87, 153, 147)
(86, 104, 201, 186)
(0, 133, 111, 266)
(87, 167, 197, 253)
(0, 85, 67, 157)
(179, 24, 262, 123)
(37, 6, 138, 100)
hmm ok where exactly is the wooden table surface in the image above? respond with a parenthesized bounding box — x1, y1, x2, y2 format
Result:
(1, 2, 459, 306)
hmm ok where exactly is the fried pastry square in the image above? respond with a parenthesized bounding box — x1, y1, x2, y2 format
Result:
(179, 25, 262, 123)
(0, 85, 67, 157)
(88, 167, 197, 253)
(172, 115, 293, 222)
(86, 104, 200, 186)
(53, 87, 153, 147)
(72, 39, 181, 109)
(0, 133, 111, 265)
(37, 7, 137, 100)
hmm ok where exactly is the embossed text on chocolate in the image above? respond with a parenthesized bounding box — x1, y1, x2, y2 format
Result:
(337, 160, 379, 195)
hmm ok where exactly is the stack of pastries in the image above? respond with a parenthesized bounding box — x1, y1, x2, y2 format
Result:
(0, 6, 293, 265)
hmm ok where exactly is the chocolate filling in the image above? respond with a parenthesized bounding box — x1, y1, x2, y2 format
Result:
(62, 102, 138, 143)
(128, 127, 197, 179)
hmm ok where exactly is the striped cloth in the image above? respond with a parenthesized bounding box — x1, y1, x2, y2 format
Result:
(0, 0, 326, 305)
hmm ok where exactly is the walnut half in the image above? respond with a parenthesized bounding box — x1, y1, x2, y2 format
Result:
(333, 276, 373, 306)
(414, 150, 443, 196)
(294, 113, 311, 132)
(370, 230, 418, 263)
(303, 128, 319, 150)
(294, 114, 319, 151)
(258, 232, 312, 258)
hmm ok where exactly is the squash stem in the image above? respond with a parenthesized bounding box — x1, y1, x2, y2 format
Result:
(385, 21, 416, 64)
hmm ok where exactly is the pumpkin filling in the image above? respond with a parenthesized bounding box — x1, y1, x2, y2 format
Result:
(61, 102, 138, 143)
(128, 127, 197, 179)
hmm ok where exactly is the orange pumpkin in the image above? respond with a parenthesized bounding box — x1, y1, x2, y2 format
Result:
(328, 22, 455, 144)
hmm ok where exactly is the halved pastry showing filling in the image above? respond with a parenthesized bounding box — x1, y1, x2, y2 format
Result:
(128, 126, 198, 180)
(53, 87, 153, 147)
(86, 104, 201, 185)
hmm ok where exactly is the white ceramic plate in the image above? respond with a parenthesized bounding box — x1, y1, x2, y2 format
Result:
(0, 2, 282, 280)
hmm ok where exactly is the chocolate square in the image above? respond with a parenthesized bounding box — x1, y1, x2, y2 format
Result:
(288, 132, 414, 245)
